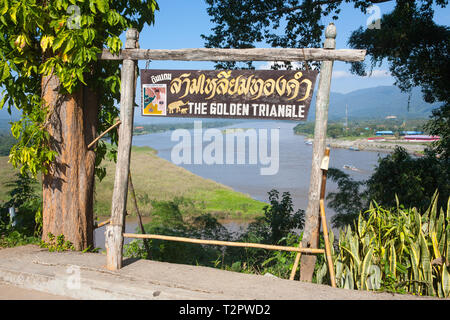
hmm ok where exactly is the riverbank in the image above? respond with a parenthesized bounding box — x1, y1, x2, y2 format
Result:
(304, 137, 428, 154)
(94, 145, 266, 220)
(0, 147, 266, 221)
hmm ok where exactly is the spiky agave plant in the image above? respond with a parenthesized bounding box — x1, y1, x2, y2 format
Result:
(316, 192, 450, 298)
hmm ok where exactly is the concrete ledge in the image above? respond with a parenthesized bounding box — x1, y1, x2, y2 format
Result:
(0, 245, 429, 300)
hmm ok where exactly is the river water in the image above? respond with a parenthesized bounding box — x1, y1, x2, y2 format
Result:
(94, 120, 389, 248)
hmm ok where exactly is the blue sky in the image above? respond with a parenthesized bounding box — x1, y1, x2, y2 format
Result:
(133, 0, 450, 94)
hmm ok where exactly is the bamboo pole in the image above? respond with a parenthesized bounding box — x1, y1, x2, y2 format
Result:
(289, 243, 302, 280)
(95, 219, 110, 229)
(123, 233, 325, 254)
(87, 120, 121, 150)
(320, 199, 336, 288)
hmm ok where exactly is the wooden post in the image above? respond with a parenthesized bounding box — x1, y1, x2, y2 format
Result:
(300, 23, 336, 282)
(105, 29, 139, 270)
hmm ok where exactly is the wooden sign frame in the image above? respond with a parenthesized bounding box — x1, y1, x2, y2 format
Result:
(99, 24, 366, 286)
(140, 69, 318, 121)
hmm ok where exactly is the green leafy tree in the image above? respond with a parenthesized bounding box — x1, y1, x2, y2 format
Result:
(260, 189, 304, 244)
(347, 1, 450, 159)
(1, 172, 41, 235)
(0, 0, 158, 249)
(327, 147, 450, 228)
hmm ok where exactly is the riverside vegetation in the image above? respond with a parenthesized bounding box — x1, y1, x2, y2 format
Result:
(316, 193, 450, 298)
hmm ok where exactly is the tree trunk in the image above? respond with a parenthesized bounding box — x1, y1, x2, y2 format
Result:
(41, 73, 99, 250)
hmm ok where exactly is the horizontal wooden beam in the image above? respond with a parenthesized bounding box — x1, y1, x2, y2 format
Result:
(99, 48, 366, 62)
(123, 233, 326, 254)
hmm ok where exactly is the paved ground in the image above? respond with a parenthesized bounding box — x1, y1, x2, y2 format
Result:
(0, 281, 71, 300)
(0, 245, 435, 300)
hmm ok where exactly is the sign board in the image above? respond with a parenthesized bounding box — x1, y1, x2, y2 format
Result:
(141, 69, 318, 121)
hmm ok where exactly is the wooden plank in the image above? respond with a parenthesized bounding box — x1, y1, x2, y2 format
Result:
(300, 23, 336, 282)
(99, 47, 366, 62)
(123, 233, 325, 254)
(105, 29, 138, 271)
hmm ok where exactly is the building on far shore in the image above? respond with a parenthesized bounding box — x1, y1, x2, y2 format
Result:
(403, 135, 440, 141)
(375, 130, 394, 136)
(400, 131, 423, 136)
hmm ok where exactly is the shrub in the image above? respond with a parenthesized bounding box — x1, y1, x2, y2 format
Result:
(317, 193, 450, 298)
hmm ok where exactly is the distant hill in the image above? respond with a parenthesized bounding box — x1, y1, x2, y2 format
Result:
(0, 107, 21, 132)
(1, 85, 439, 128)
(0, 106, 21, 121)
(307, 86, 439, 121)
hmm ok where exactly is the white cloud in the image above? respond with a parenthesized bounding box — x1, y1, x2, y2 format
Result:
(332, 70, 352, 79)
(332, 69, 391, 79)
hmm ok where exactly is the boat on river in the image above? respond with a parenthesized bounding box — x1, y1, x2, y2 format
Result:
(343, 164, 360, 172)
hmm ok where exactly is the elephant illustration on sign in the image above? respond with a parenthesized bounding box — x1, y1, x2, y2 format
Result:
(168, 100, 189, 114)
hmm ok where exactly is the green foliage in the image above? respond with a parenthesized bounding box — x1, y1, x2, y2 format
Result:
(259, 233, 302, 278)
(0, 225, 39, 248)
(0, 171, 42, 236)
(40, 232, 75, 252)
(365, 147, 449, 212)
(0, 171, 41, 248)
(326, 167, 365, 229)
(125, 197, 231, 266)
(0, 0, 158, 177)
(203, 0, 388, 70)
(124, 190, 305, 278)
(424, 102, 450, 160)
(317, 194, 450, 298)
(327, 147, 449, 228)
(348, 2, 449, 158)
(259, 189, 304, 245)
(349, 1, 449, 106)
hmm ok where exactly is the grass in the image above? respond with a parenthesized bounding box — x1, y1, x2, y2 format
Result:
(0, 156, 18, 202)
(0, 157, 42, 204)
(93, 145, 266, 220)
(0, 147, 266, 221)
